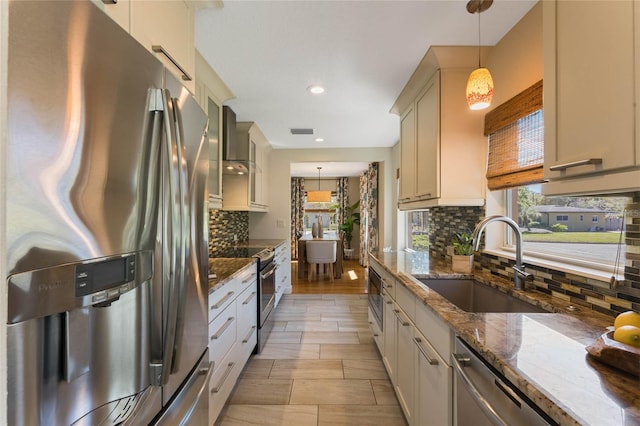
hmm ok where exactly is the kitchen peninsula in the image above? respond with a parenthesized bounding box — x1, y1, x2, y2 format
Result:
(370, 250, 640, 426)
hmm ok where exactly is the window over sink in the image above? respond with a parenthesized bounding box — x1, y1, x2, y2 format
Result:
(505, 185, 631, 270)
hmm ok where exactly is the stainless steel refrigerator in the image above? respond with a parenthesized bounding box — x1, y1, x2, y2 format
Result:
(6, 1, 210, 424)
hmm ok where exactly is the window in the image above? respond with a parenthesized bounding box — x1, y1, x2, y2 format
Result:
(407, 211, 429, 251)
(304, 194, 338, 233)
(485, 81, 544, 190)
(507, 185, 629, 268)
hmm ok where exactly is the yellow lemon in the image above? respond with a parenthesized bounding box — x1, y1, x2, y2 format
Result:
(613, 325, 640, 348)
(613, 311, 640, 330)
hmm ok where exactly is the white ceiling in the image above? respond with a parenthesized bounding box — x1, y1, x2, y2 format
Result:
(195, 0, 537, 176)
(290, 161, 370, 178)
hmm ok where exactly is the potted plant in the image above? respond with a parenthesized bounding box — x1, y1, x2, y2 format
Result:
(337, 201, 360, 250)
(452, 231, 474, 274)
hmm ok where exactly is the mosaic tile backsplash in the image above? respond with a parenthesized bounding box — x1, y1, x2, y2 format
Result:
(428, 206, 485, 259)
(208, 209, 249, 257)
(429, 203, 640, 318)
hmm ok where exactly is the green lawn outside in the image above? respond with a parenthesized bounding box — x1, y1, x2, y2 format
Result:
(522, 231, 620, 243)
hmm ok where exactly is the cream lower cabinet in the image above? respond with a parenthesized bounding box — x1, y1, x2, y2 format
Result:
(394, 303, 415, 425)
(208, 263, 258, 423)
(375, 276, 453, 424)
(274, 241, 291, 308)
(413, 329, 452, 426)
(382, 292, 397, 383)
(543, 0, 640, 195)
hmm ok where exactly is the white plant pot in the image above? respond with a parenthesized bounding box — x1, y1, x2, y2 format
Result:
(452, 254, 474, 274)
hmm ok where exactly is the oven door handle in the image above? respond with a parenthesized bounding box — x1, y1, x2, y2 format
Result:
(452, 353, 509, 426)
(260, 264, 277, 280)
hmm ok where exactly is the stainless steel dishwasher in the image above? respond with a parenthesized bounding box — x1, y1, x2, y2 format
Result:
(452, 338, 558, 426)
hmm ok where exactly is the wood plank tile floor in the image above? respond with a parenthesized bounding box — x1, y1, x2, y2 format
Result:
(214, 292, 407, 426)
(290, 259, 369, 294)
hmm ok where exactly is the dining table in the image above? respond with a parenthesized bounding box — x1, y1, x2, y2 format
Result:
(297, 232, 343, 280)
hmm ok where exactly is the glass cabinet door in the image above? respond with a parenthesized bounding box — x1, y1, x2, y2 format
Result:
(207, 96, 221, 199)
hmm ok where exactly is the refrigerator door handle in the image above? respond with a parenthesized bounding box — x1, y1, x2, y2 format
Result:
(170, 95, 190, 373)
(156, 88, 182, 386)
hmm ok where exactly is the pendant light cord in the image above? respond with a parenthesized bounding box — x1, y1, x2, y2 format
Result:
(477, 7, 481, 68)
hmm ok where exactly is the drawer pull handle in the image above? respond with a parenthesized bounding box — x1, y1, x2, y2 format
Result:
(211, 291, 235, 310)
(211, 362, 235, 394)
(242, 273, 257, 284)
(242, 325, 257, 343)
(242, 291, 257, 305)
(549, 158, 602, 171)
(393, 308, 410, 326)
(211, 317, 234, 340)
(151, 45, 192, 81)
(414, 337, 438, 365)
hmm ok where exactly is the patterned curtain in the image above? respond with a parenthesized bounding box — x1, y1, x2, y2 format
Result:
(366, 162, 379, 256)
(290, 177, 305, 259)
(358, 162, 379, 266)
(359, 172, 368, 265)
(336, 177, 349, 229)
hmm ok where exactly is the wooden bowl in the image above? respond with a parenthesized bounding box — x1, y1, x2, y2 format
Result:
(586, 331, 640, 376)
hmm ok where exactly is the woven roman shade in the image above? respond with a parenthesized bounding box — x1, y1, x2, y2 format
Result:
(484, 80, 544, 191)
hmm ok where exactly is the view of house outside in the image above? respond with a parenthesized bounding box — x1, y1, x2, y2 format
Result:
(509, 185, 630, 265)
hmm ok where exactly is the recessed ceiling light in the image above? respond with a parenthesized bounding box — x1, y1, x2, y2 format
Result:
(307, 85, 325, 95)
(315, 138, 324, 142)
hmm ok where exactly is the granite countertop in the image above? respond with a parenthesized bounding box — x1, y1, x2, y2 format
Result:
(208, 258, 256, 293)
(371, 250, 640, 426)
(246, 239, 287, 248)
(207, 239, 286, 293)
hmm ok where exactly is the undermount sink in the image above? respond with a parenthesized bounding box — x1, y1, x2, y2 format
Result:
(419, 279, 548, 313)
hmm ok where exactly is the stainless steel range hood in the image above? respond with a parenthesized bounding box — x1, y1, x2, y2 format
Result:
(222, 106, 252, 174)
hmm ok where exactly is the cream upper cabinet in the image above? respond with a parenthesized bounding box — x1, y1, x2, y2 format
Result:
(393, 47, 485, 210)
(415, 75, 439, 201)
(543, 0, 640, 195)
(97, 0, 195, 93)
(399, 106, 416, 202)
(195, 51, 235, 209)
(100, 0, 130, 32)
(222, 122, 271, 212)
(130, 0, 195, 93)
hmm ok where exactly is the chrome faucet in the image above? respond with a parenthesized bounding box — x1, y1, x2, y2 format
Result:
(472, 215, 532, 290)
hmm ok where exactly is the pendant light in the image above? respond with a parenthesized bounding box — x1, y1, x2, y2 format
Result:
(307, 166, 331, 203)
(465, 0, 494, 110)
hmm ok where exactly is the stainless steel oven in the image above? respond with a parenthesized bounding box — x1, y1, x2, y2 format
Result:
(257, 251, 276, 353)
(367, 266, 383, 330)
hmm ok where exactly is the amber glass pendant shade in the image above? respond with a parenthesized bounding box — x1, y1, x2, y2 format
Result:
(466, 67, 494, 110)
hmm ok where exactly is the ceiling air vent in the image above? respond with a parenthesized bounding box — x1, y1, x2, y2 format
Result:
(290, 128, 314, 135)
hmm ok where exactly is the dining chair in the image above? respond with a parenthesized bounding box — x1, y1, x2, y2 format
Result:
(306, 240, 337, 282)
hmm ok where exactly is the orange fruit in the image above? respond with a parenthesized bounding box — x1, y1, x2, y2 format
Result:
(613, 311, 640, 330)
(613, 325, 640, 348)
